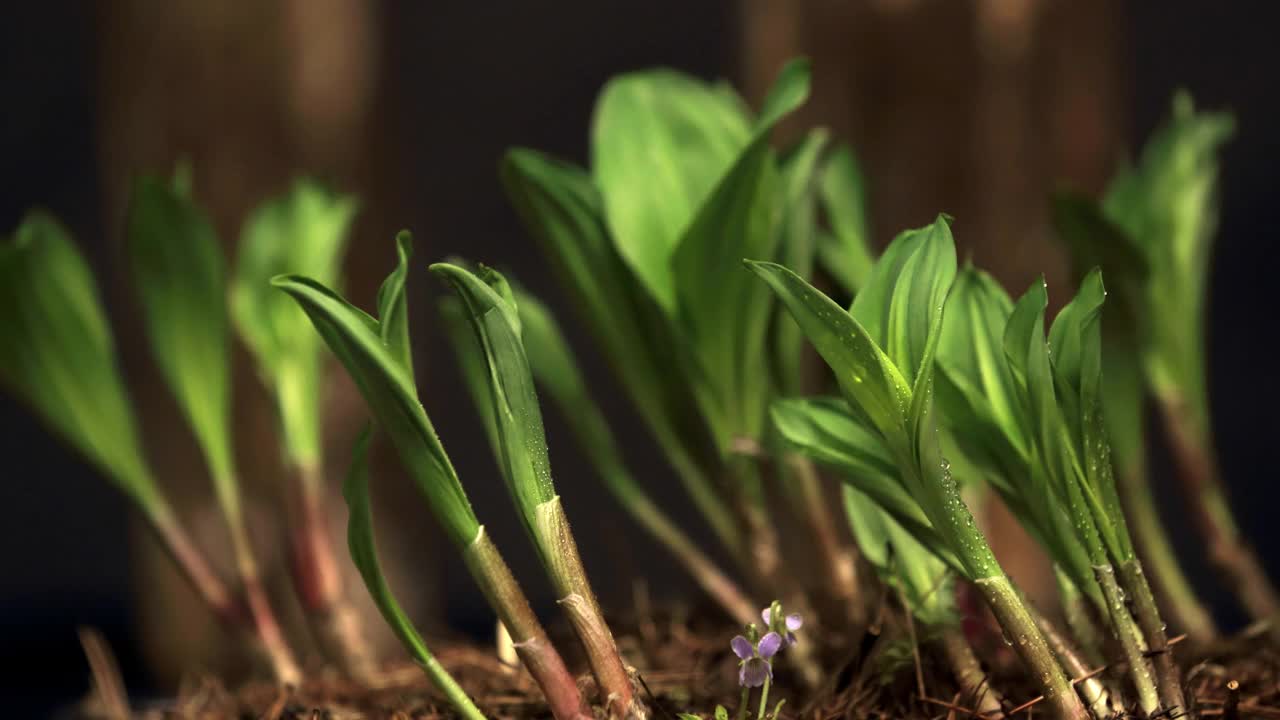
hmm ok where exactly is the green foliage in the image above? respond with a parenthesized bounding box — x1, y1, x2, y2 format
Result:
(127, 176, 237, 505)
(273, 258, 481, 548)
(817, 143, 875, 295)
(431, 263, 556, 526)
(232, 179, 357, 468)
(842, 486, 956, 628)
(0, 212, 160, 510)
(342, 427, 485, 720)
(750, 217, 999, 581)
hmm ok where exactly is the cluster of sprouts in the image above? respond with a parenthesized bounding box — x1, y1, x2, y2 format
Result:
(0, 58, 1261, 720)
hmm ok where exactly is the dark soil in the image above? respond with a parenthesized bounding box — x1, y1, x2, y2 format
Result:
(72, 610, 1279, 720)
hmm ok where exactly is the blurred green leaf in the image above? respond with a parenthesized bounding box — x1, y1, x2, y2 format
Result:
(591, 69, 753, 310)
(0, 212, 159, 510)
(232, 179, 357, 467)
(772, 130, 828, 395)
(342, 427, 485, 720)
(672, 59, 811, 448)
(127, 176, 235, 503)
(1104, 93, 1233, 429)
(273, 271, 480, 547)
(817, 143, 875, 294)
(501, 148, 736, 553)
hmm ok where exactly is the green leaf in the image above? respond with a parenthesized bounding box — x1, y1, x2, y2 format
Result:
(342, 427, 485, 720)
(231, 178, 357, 468)
(849, 215, 956, 385)
(1104, 93, 1233, 431)
(127, 176, 236, 502)
(771, 396, 955, 568)
(746, 260, 910, 445)
(591, 68, 754, 310)
(817, 143, 875, 294)
(376, 231, 415, 381)
(439, 297, 501, 460)
(0, 212, 160, 511)
(772, 130, 829, 395)
(509, 287, 642, 504)
(430, 263, 555, 527)
(501, 148, 737, 553)
(842, 485, 956, 627)
(715, 705, 729, 720)
(273, 273, 480, 547)
(671, 58, 811, 448)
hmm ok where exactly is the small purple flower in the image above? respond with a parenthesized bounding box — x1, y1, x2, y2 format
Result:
(731, 632, 782, 687)
(762, 607, 803, 648)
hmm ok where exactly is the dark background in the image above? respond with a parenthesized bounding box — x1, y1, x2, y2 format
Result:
(1, 2, 1276, 716)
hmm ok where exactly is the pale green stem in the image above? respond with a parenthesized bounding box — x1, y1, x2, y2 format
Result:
(1118, 559, 1186, 715)
(463, 527, 591, 720)
(974, 575, 1089, 720)
(737, 687, 751, 720)
(1114, 458, 1217, 646)
(1054, 567, 1106, 667)
(1094, 564, 1159, 717)
(934, 626, 1004, 716)
(1029, 601, 1113, 720)
(784, 455, 860, 618)
(535, 498, 641, 719)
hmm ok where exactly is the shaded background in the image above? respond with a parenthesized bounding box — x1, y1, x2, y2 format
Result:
(2, 2, 1276, 716)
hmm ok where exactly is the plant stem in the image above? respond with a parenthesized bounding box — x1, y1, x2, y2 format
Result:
(534, 498, 640, 719)
(1094, 564, 1159, 717)
(934, 626, 1004, 716)
(737, 687, 751, 720)
(1114, 458, 1218, 646)
(1117, 559, 1186, 715)
(756, 672, 772, 720)
(1029, 601, 1113, 720)
(223, 493, 301, 685)
(1054, 567, 1105, 668)
(288, 463, 378, 680)
(463, 526, 591, 720)
(629, 495, 757, 625)
(150, 502, 242, 625)
(1158, 392, 1280, 628)
(784, 455, 860, 621)
(974, 574, 1090, 720)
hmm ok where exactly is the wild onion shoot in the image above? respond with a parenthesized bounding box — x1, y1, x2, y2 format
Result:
(273, 240, 592, 720)
(231, 179, 376, 678)
(127, 174, 300, 683)
(432, 262, 641, 719)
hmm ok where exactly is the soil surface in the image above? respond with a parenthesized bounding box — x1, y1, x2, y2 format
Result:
(72, 609, 1278, 719)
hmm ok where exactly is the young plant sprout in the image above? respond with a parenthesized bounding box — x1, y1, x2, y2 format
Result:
(126, 175, 300, 683)
(432, 262, 642, 719)
(0, 211, 298, 682)
(342, 428, 484, 720)
(440, 283, 756, 626)
(773, 397, 1014, 717)
(273, 237, 592, 720)
(230, 180, 376, 677)
(1054, 94, 1276, 635)
(749, 217, 1091, 720)
(501, 59, 858, 611)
